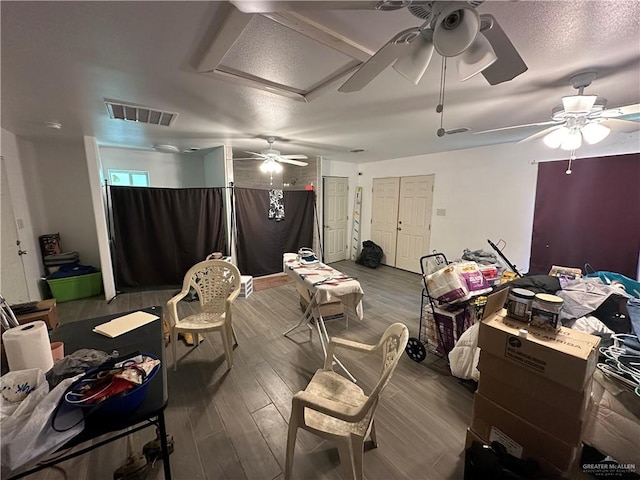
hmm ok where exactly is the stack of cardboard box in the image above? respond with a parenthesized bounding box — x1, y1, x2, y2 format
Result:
(467, 309, 601, 477)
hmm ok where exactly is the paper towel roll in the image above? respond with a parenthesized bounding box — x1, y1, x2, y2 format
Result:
(2, 320, 54, 372)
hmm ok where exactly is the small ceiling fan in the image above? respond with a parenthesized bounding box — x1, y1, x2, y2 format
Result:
(338, 1, 527, 92)
(234, 137, 309, 173)
(474, 72, 640, 149)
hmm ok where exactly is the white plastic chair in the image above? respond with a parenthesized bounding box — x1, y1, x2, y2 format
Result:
(285, 323, 409, 480)
(167, 259, 241, 371)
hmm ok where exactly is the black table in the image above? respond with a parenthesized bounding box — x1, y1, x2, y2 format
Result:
(10, 306, 171, 479)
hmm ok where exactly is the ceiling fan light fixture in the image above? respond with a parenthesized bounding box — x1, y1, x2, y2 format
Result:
(560, 129, 582, 151)
(393, 30, 434, 85)
(581, 122, 611, 145)
(542, 127, 569, 149)
(456, 32, 497, 81)
(260, 159, 283, 174)
(432, 2, 480, 57)
(562, 95, 597, 115)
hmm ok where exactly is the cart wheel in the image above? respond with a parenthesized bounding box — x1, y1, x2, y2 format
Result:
(405, 337, 426, 363)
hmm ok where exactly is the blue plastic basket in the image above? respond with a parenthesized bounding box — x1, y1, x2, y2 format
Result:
(64, 353, 160, 416)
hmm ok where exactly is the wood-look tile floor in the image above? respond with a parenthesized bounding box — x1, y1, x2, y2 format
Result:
(31, 261, 474, 480)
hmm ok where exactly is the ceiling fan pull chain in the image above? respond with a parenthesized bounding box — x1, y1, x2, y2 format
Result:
(436, 56, 447, 137)
(566, 149, 576, 175)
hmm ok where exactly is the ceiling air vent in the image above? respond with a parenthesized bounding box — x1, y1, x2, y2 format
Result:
(105, 99, 178, 127)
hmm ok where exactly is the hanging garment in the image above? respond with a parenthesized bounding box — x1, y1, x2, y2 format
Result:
(268, 189, 284, 220)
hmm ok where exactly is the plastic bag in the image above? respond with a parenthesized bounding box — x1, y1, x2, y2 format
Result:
(356, 240, 383, 268)
(425, 265, 470, 303)
(1, 371, 83, 477)
(456, 261, 492, 296)
(448, 323, 480, 381)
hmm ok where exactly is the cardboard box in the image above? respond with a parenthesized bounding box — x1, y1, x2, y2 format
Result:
(432, 306, 470, 354)
(478, 350, 592, 418)
(297, 283, 343, 319)
(472, 393, 579, 472)
(15, 299, 58, 330)
(477, 352, 592, 444)
(479, 309, 600, 391)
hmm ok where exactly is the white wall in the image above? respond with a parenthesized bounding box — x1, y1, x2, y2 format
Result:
(99, 147, 206, 187)
(203, 147, 226, 187)
(19, 138, 102, 269)
(84, 137, 115, 300)
(334, 132, 640, 273)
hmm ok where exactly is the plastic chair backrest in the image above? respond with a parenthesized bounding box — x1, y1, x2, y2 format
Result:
(366, 323, 409, 408)
(183, 260, 241, 313)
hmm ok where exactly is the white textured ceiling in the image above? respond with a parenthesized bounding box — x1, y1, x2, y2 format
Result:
(1, 1, 639, 163)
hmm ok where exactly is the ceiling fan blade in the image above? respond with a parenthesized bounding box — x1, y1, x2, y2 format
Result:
(230, 1, 381, 13)
(479, 14, 527, 85)
(600, 118, 640, 134)
(234, 157, 261, 160)
(517, 125, 564, 144)
(473, 120, 558, 135)
(601, 103, 640, 119)
(280, 154, 308, 160)
(245, 150, 269, 158)
(277, 158, 308, 166)
(338, 27, 419, 93)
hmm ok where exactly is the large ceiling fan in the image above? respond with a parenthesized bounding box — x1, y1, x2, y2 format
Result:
(231, 1, 527, 92)
(474, 72, 640, 149)
(234, 137, 309, 173)
(338, 1, 527, 92)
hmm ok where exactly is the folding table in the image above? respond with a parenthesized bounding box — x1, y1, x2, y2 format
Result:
(8, 306, 171, 479)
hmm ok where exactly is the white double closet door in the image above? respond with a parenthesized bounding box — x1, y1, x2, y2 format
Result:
(371, 175, 434, 274)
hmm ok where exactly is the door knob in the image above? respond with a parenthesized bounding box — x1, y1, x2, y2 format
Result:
(18, 250, 27, 256)
(397, 227, 402, 231)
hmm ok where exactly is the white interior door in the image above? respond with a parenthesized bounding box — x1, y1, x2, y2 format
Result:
(323, 176, 349, 264)
(371, 177, 400, 266)
(396, 175, 434, 273)
(1, 157, 30, 303)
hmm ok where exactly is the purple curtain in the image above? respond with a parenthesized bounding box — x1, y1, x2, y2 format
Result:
(111, 186, 227, 287)
(235, 188, 314, 277)
(529, 153, 640, 278)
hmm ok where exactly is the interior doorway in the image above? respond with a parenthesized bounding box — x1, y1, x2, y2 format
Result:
(323, 176, 349, 264)
(371, 175, 434, 273)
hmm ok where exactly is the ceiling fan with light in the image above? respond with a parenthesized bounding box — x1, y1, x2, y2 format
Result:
(231, 1, 527, 92)
(474, 72, 640, 150)
(234, 137, 309, 173)
(338, 1, 527, 92)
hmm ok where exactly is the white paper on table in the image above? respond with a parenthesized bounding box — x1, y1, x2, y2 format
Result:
(92, 311, 159, 338)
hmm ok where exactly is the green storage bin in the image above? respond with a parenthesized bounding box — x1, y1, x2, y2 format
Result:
(47, 272, 103, 302)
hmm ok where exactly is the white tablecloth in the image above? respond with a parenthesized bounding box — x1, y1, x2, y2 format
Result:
(283, 253, 364, 319)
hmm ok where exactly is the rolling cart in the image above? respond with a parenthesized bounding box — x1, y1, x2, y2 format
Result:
(405, 253, 486, 363)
